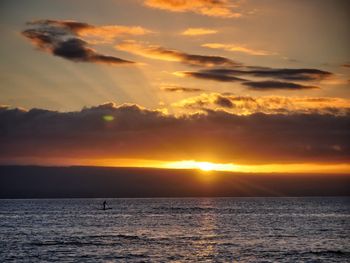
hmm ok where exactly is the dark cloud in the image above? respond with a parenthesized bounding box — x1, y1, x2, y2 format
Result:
(22, 20, 134, 65)
(248, 68, 332, 81)
(27, 19, 92, 33)
(52, 38, 132, 64)
(242, 80, 319, 90)
(180, 53, 238, 67)
(179, 67, 332, 90)
(0, 103, 349, 165)
(182, 71, 246, 82)
(205, 68, 332, 81)
(214, 95, 234, 108)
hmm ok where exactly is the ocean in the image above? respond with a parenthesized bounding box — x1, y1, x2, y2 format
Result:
(0, 197, 349, 262)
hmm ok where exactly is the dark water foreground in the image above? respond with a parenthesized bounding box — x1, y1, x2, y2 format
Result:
(0, 198, 349, 262)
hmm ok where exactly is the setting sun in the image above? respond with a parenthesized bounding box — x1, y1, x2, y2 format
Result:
(164, 160, 239, 172)
(197, 162, 215, 171)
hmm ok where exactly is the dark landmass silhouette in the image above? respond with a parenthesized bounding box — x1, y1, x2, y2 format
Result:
(0, 165, 349, 198)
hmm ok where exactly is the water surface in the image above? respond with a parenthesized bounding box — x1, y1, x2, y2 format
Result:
(0, 197, 349, 262)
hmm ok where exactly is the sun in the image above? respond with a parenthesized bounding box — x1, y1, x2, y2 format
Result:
(196, 162, 215, 171)
(163, 160, 240, 172)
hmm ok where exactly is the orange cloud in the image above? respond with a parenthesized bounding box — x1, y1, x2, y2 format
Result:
(116, 40, 239, 66)
(202, 43, 274, 56)
(181, 28, 218, 36)
(116, 40, 181, 62)
(144, 0, 242, 18)
(172, 93, 350, 115)
(77, 25, 152, 44)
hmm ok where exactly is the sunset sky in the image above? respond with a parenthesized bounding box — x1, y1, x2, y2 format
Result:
(0, 0, 349, 173)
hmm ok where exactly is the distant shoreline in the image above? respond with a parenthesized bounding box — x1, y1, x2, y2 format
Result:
(1, 165, 349, 198)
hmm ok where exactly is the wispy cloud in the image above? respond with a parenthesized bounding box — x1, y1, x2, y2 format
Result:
(202, 43, 274, 56)
(77, 25, 152, 44)
(203, 68, 333, 81)
(160, 86, 204, 93)
(143, 0, 242, 18)
(116, 40, 239, 67)
(181, 28, 217, 36)
(242, 80, 319, 90)
(176, 67, 333, 90)
(176, 71, 246, 82)
(217, 68, 332, 81)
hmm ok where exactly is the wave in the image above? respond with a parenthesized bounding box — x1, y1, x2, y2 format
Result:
(308, 250, 349, 256)
(30, 234, 145, 247)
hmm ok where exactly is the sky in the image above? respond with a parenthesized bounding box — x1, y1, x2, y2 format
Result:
(0, 0, 349, 173)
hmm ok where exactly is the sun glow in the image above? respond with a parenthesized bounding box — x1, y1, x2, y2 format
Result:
(165, 160, 238, 172)
(14, 158, 350, 174)
(197, 162, 214, 171)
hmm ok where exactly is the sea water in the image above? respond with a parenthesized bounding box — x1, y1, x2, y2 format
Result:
(0, 197, 349, 262)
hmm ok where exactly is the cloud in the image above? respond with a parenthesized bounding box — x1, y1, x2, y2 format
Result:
(160, 86, 204, 92)
(53, 38, 133, 64)
(200, 68, 333, 81)
(242, 80, 319, 90)
(116, 40, 239, 67)
(26, 19, 92, 33)
(181, 28, 218, 36)
(27, 19, 151, 43)
(176, 67, 333, 90)
(77, 25, 152, 44)
(143, 0, 242, 18)
(0, 103, 349, 164)
(22, 20, 152, 64)
(202, 43, 274, 56)
(177, 71, 246, 81)
(214, 95, 234, 108)
(172, 93, 350, 116)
